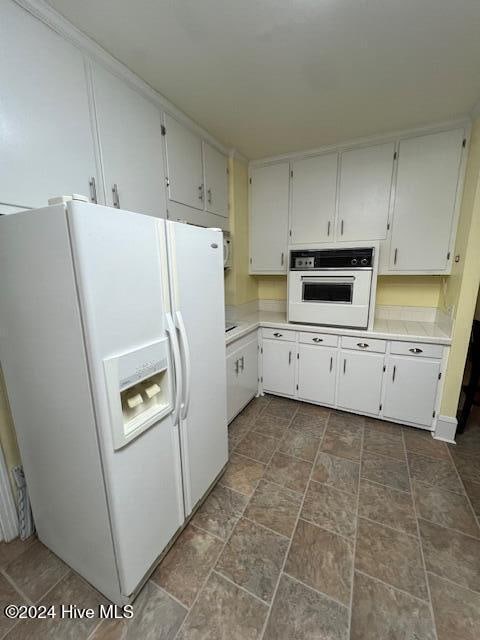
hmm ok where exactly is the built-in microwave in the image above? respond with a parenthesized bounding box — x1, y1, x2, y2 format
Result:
(287, 246, 377, 329)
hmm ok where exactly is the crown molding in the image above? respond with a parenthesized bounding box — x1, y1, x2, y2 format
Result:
(13, 0, 230, 155)
(229, 148, 249, 164)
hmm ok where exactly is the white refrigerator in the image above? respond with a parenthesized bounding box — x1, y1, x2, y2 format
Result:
(0, 201, 228, 604)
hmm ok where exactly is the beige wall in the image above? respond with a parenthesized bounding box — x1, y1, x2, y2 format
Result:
(0, 369, 20, 476)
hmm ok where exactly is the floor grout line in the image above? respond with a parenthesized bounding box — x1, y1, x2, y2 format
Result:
(425, 569, 480, 597)
(358, 475, 411, 494)
(355, 514, 419, 539)
(240, 515, 291, 541)
(211, 568, 271, 607)
(444, 437, 480, 531)
(282, 569, 349, 610)
(149, 578, 191, 611)
(354, 568, 431, 605)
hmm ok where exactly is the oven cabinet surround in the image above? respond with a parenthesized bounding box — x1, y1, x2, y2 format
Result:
(249, 124, 468, 276)
(259, 328, 448, 431)
(226, 331, 259, 423)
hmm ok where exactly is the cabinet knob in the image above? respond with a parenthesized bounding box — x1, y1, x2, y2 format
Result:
(89, 177, 97, 204)
(198, 184, 204, 201)
(273, 332, 283, 337)
(312, 337, 323, 343)
(357, 342, 369, 349)
(409, 348, 423, 354)
(112, 184, 121, 209)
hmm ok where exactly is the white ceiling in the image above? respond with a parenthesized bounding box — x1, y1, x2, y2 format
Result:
(47, 0, 480, 159)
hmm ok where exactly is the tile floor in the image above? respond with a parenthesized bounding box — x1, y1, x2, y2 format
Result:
(1, 397, 480, 639)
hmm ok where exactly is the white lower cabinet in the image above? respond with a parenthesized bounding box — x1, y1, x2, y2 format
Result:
(227, 334, 259, 423)
(337, 350, 385, 416)
(297, 344, 337, 405)
(383, 356, 440, 427)
(262, 339, 296, 397)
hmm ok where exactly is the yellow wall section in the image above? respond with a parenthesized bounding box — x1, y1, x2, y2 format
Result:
(440, 116, 480, 417)
(0, 368, 21, 481)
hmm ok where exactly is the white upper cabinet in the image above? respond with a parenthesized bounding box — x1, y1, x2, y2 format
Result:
(290, 153, 338, 244)
(163, 114, 204, 211)
(389, 129, 465, 272)
(0, 1, 98, 208)
(337, 142, 395, 242)
(203, 142, 228, 217)
(92, 64, 166, 217)
(250, 163, 290, 273)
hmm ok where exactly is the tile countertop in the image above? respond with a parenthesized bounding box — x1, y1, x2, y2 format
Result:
(225, 310, 452, 347)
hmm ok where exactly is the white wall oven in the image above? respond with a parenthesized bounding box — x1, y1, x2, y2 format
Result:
(288, 246, 377, 329)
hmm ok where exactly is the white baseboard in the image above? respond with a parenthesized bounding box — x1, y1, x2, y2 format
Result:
(433, 415, 457, 444)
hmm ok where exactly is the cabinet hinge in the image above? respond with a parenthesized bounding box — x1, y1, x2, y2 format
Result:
(226, 167, 229, 175)
(261, 347, 263, 354)
(463, 138, 467, 148)
(386, 223, 390, 231)
(261, 376, 263, 383)
(379, 403, 382, 411)
(250, 257, 252, 264)
(289, 229, 292, 237)
(249, 177, 252, 184)
(290, 170, 293, 178)
(447, 252, 451, 260)
(383, 365, 386, 372)
(433, 410, 436, 418)
(394, 151, 397, 160)
(161, 125, 166, 136)
(297, 353, 299, 359)
(438, 372, 442, 380)
(296, 384, 299, 390)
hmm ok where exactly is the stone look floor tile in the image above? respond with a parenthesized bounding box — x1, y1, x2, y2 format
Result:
(364, 417, 402, 435)
(240, 396, 270, 421)
(413, 481, 480, 538)
(285, 519, 353, 605)
(312, 452, 360, 494)
(463, 478, 480, 516)
(192, 484, 248, 541)
(350, 571, 435, 640)
(355, 518, 428, 600)
(262, 397, 298, 420)
(220, 454, 266, 496)
(263, 573, 349, 640)
(321, 423, 363, 461)
(244, 480, 302, 538)
(403, 428, 449, 459)
(234, 430, 278, 464)
(265, 452, 312, 494)
(301, 481, 357, 538)
(0, 537, 35, 569)
(215, 517, 289, 603)
(407, 451, 464, 494)
(177, 571, 268, 640)
(151, 525, 223, 607)
(289, 412, 327, 437)
(252, 413, 291, 440)
(358, 479, 417, 536)
(0, 573, 25, 637)
(361, 451, 410, 492)
(428, 572, 480, 640)
(3, 539, 69, 603)
(329, 411, 365, 430)
(418, 518, 480, 592)
(295, 402, 331, 419)
(277, 427, 321, 462)
(228, 415, 253, 449)
(363, 428, 405, 461)
(450, 449, 480, 484)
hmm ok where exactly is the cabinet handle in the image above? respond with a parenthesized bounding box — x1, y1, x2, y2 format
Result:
(312, 337, 323, 343)
(343, 358, 346, 374)
(235, 359, 240, 375)
(281, 252, 285, 266)
(273, 332, 283, 338)
(341, 220, 344, 235)
(330, 356, 333, 372)
(112, 184, 121, 209)
(240, 356, 245, 371)
(327, 221, 331, 236)
(409, 348, 423, 354)
(207, 188, 212, 204)
(89, 177, 97, 204)
(198, 184, 204, 201)
(357, 342, 369, 349)
(394, 248, 398, 265)
(289, 351, 292, 365)
(392, 365, 396, 382)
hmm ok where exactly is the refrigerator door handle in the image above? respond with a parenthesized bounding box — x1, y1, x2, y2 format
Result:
(165, 312, 182, 425)
(175, 310, 192, 420)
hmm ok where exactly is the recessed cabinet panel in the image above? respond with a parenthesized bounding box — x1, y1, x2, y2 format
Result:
(262, 339, 295, 396)
(227, 336, 258, 423)
(383, 356, 440, 427)
(389, 129, 464, 272)
(93, 64, 166, 217)
(337, 350, 384, 416)
(338, 142, 394, 241)
(164, 114, 204, 210)
(0, 1, 97, 208)
(250, 163, 289, 273)
(204, 142, 228, 217)
(297, 345, 336, 406)
(290, 153, 338, 244)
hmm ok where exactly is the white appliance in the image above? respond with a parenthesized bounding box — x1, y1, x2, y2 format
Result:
(288, 245, 378, 329)
(223, 230, 232, 269)
(0, 202, 228, 604)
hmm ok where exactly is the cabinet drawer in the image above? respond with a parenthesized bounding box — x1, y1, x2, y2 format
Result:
(390, 341, 444, 359)
(298, 332, 338, 347)
(341, 336, 386, 353)
(262, 328, 296, 342)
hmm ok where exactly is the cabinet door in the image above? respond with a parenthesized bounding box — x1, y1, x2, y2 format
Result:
(237, 338, 259, 409)
(389, 129, 464, 271)
(0, 1, 97, 208)
(337, 351, 384, 415)
(93, 64, 166, 217)
(298, 345, 336, 406)
(383, 356, 440, 427)
(164, 114, 204, 210)
(338, 142, 394, 241)
(250, 163, 289, 273)
(204, 142, 228, 217)
(226, 349, 241, 423)
(262, 339, 295, 396)
(290, 153, 337, 244)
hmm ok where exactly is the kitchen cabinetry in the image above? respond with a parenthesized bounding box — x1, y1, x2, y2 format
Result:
(389, 128, 464, 272)
(262, 338, 296, 396)
(249, 163, 290, 273)
(336, 350, 385, 416)
(0, 1, 98, 208)
(297, 344, 337, 406)
(92, 64, 166, 217)
(290, 153, 337, 244)
(226, 333, 258, 422)
(203, 142, 228, 218)
(383, 356, 440, 426)
(337, 142, 394, 241)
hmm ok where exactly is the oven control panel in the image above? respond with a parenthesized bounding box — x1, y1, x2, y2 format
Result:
(294, 256, 315, 269)
(290, 247, 374, 270)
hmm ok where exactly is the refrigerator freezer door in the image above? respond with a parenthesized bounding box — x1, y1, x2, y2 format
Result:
(67, 202, 185, 596)
(166, 221, 228, 514)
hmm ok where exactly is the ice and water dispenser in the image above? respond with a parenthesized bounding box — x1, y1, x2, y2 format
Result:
(104, 338, 173, 450)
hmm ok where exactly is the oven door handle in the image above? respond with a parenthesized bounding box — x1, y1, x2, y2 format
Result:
(300, 276, 355, 284)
